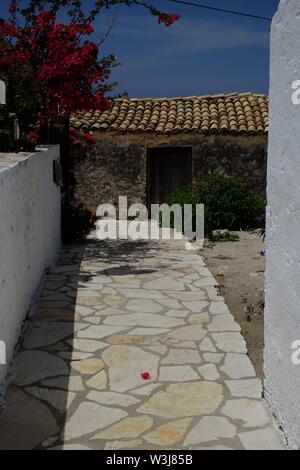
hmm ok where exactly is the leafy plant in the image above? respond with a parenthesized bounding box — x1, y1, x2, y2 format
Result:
(166, 173, 266, 236)
(212, 231, 240, 242)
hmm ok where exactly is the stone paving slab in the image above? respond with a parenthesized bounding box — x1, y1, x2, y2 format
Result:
(0, 238, 285, 450)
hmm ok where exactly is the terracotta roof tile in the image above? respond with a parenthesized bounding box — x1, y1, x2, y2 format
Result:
(71, 92, 269, 136)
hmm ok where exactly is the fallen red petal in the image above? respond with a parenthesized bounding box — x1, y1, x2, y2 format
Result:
(141, 372, 151, 381)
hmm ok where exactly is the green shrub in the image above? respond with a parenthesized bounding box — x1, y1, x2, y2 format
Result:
(166, 173, 266, 236)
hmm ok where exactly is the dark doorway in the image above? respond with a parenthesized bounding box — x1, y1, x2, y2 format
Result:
(148, 147, 192, 207)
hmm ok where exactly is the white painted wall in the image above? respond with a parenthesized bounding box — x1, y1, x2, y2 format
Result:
(0, 147, 61, 386)
(265, 0, 300, 449)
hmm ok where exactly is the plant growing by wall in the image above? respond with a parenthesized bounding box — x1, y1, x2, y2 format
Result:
(166, 173, 266, 237)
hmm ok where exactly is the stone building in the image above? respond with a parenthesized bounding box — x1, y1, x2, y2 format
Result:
(71, 92, 268, 211)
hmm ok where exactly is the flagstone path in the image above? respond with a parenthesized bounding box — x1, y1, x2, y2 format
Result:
(0, 237, 285, 450)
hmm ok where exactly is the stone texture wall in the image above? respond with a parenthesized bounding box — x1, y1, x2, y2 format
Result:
(75, 132, 267, 211)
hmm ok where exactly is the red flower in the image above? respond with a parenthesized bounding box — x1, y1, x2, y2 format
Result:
(84, 133, 96, 144)
(158, 13, 180, 27)
(141, 372, 151, 381)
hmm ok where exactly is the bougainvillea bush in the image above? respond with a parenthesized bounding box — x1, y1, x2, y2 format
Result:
(0, 0, 179, 140)
(0, 1, 179, 239)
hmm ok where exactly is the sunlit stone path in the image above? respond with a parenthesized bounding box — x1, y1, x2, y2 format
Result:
(0, 237, 285, 450)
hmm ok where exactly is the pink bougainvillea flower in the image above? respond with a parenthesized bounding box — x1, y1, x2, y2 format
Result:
(141, 372, 151, 381)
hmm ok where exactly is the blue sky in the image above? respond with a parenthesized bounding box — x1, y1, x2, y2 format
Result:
(0, 1, 280, 98)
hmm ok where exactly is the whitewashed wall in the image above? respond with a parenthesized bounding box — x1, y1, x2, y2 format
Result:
(265, 0, 300, 449)
(0, 147, 61, 386)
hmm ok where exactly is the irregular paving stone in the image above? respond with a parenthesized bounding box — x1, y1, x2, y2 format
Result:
(198, 364, 220, 381)
(42, 376, 84, 392)
(208, 315, 241, 333)
(50, 444, 92, 450)
(103, 313, 185, 328)
(104, 439, 143, 450)
(71, 358, 105, 375)
(75, 305, 97, 316)
(225, 379, 262, 399)
(34, 308, 76, 322)
(202, 353, 224, 364)
(189, 313, 210, 324)
(26, 387, 76, 413)
(126, 299, 164, 313)
(182, 301, 209, 313)
(143, 277, 185, 291)
(138, 382, 223, 419)
(166, 309, 190, 318)
(145, 346, 168, 355)
(184, 417, 236, 446)
(63, 402, 127, 440)
(194, 277, 218, 288)
(87, 391, 140, 407)
(168, 292, 206, 301)
(211, 333, 247, 353)
(209, 302, 230, 315)
(94, 308, 127, 316)
(161, 349, 202, 365)
(117, 289, 164, 299)
(69, 338, 108, 352)
(220, 354, 256, 379)
(59, 351, 94, 360)
(84, 316, 102, 325)
(0, 389, 59, 450)
(221, 400, 270, 428)
(23, 322, 76, 349)
(129, 328, 171, 336)
(92, 416, 153, 440)
(131, 383, 161, 396)
(77, 325, 129, 339)
(12, 351, 69, 386)
(145, 418, 193, 446)
(199, 337, 217, 353)
(86, 370, 107, 390)
(159, 366, 199, 382)
(103, 295, 126, 308)
(76, 297, 104, 307)
(157, 299, 182, 309)
(167, 325, 206, 341)
(175, 341, 198, 349)
(102, 345, 159, 392)
(237, 427, 285, 450)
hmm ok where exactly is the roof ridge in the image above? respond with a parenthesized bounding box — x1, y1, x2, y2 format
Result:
(113, 92, 268, 102)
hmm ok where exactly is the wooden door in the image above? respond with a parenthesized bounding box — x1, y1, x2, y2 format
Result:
(148, 147, 192, 207)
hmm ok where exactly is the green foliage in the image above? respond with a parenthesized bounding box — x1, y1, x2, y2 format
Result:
(166, 173, 266, 236)
(212, 231, 240, 242)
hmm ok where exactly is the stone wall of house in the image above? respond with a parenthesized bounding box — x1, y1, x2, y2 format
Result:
(74, 132, 267, 211)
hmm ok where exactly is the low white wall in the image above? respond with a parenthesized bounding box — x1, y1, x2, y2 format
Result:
(265, 0, 300, 449)
(0, 146, 61, 386)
